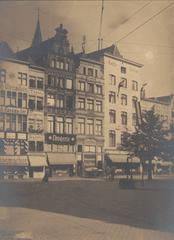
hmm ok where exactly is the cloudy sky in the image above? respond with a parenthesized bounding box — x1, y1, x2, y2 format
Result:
(0, 0, 174, 97)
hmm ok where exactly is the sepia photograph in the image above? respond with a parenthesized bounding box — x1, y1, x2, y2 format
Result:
(0, 0, 174, 239)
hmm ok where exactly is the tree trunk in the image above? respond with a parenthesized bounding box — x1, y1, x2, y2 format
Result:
(148, 160, 153, 180)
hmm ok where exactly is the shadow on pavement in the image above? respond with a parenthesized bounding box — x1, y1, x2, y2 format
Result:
(0, 179, 174, 234)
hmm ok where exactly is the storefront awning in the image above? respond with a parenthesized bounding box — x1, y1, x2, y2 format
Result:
(29, 155, 48, 167)
(47, 153, 76, 165)
(0, 155, 28, 166)
(160, 161, 173, 167)
(108, 154, 128, 163)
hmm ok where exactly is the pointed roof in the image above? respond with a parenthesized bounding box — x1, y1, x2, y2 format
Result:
(0, 41, 14, 57)
(31, 16, 42, 47)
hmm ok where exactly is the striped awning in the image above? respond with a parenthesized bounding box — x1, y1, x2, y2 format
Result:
(47, 153, 76, 165)
(28, 155, 48, 167)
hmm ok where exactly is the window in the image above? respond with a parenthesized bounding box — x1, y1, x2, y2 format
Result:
(6, 114, 16, 131)
(121, 111, 127, 125)
(48, 75, 55, 87)
(0, 69, 6, 83)
(18, 115, 27, 132)
(109, 130, 115, 147)
(109, 91, 116, 103)
(47, 116, 54, 133)
(132, 96, 138, 108)
(37, 141, 44, 152)
(79, 81, 85, 91)
(6, 91, 16, 107)
(65, 118, 73, 134)
(87, 99, 94, 111)
(56, 78, 64, 89)
(132, 113, 137, 126)
(121, 94, 127, 105)
(78, 98, 85, 110)
(0, 90, 5, 105)
(96, 85, 102, 94)
(88, 83, 94, 93)
(95, 69, 98, 78)
(84, 145, 96, 152)
(37, 78, 43, 89)
(109, 110, 116, 123)
(36, 120, 43, 132)
(121, 78, 127, 88)
(132, 80, 138, 91)
(56, 95, 64, 108)
(47, 94, 55, 107)
(29, 141, 35, 151)
(56, 117, 64, 134)
(66, 79, 73, 89)
(28, 119, 35, 132)
(60, 62, 64, 69)
(5, 142, 15, 155)
(18, 72, 27, 86)
(0, 113, 4, 131)
(66, 96, 74, 110)
(29, 96, 35, 110)
(78, 118, 85, 134)
(65, 63, 69, 71)
(83, 67, 86, 75)
(86, 119, 94, 135)
(50, 59, 55, 68)
(18, 93, 27, 108)
(56, 60, 60, 69)
(96, 119, 102, 136)
(29, 76, 36, 88)
(96, 100, 102, 112)
(121, 66, 126, 74)
(88, 68, 93, 76)
(110, 74, 116, 85)
(37, 97, 43, 110)
(77, 145, 83, 152)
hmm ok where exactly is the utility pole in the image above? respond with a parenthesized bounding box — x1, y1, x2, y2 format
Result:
(98, 0, 104, 50)
(82, 35, 86, 53)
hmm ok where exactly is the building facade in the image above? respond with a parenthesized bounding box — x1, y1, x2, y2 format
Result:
(87, 45, 143, 168)
(0, 57, 46, 178)
(16, 23, 76, 174)
(75, 56, 104, 174)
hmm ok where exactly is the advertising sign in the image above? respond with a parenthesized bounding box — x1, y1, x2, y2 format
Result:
(45, 133, 76, 145)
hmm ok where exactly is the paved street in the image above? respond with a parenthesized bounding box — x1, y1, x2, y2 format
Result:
(0, 178, 174, 240)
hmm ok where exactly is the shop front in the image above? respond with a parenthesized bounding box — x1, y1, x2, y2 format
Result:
(47, 152, 76, 176)
(28, 153, 48, 179)
(105, 153, 140, 174)
(0, 155, 29, 179)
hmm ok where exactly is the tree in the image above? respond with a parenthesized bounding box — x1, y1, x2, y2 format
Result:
(122, 109, 169, 181)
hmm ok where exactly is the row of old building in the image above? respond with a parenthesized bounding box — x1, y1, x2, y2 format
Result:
(0, 20, 173, 178)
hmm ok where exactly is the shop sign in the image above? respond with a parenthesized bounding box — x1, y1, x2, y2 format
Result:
(45, 133, 76, 145)
(0, 106, 27, 115)
(0, 155, 28, 165)
(0, 132, 4, 139)
(28, 134, 43, 141)
(29, 89, 44, 96)
(17, 133, 27, 140)
(6, 132, 16, 139)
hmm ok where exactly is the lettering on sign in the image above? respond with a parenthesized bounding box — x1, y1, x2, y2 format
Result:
(29, 89, 44, 96)
(0, 155, 28, 165)
(6, 132, 16, 139)
(0, 132, 5, 139)
(17, 133, 27, 140)
(28, 134, 43, 141)
(45, 133, 76, 145)
(0, 106, 27, 115)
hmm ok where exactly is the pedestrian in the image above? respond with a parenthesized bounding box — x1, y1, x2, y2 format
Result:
(42, 171, 49, 183)
(110, 167, 115, 181)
